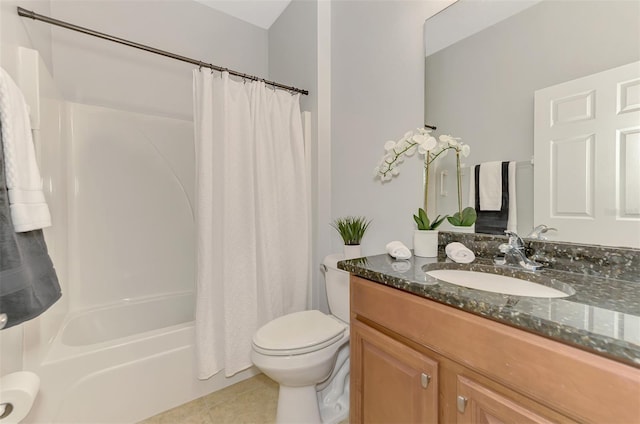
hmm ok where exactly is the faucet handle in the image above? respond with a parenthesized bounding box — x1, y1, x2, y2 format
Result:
(526, 224, 557, 240)
(504, 230, 525, 249)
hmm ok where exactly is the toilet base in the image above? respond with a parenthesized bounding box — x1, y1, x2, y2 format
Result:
(277, 385, 322, 424)
(318, 355, 350, 424)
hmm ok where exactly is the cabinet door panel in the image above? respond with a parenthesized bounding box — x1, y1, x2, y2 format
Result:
(457, 376, 554, 424)
(351, 320, 438, 424)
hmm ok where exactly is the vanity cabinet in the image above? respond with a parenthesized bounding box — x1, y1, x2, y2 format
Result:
(349, 275, 640, 424)
(351, 319, 438, 423)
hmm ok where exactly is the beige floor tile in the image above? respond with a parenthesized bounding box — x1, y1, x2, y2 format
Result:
(202, 373, 277, 410)
(207, 383, 278, 423)
(139, 374, 348, 424)
(139, 375, 277, 424)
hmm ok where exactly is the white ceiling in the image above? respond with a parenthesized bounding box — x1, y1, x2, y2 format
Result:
(193, 0, 292, 29)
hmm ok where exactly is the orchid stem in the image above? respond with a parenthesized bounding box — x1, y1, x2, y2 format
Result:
(456, 150, 462, 216)
(424, 155, 430, 213)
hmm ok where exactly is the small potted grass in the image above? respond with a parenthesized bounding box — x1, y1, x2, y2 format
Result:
(331, 216, 371, 259)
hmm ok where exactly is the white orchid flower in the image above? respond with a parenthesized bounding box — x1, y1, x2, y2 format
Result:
(412, 134, 427, 144)
(384, 140, 396, 151)
(395, 139, 409, 152)
(417, 136, 437, 154)
(439, 134, 461, 147)
(375, 128, 470, 185)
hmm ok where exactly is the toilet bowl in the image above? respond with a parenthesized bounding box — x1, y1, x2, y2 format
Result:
(250, 254, 350, 424)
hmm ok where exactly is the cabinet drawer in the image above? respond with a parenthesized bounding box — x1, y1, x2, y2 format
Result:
(457, 376, 554, 424)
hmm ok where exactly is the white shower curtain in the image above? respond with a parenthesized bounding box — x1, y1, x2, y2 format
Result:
(193, 71, 310, 379)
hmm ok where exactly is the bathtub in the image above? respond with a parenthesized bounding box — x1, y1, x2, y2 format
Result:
(24, 292, 257, 424)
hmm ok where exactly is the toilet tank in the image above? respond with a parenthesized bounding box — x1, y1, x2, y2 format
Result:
(323, 254, 350, 323)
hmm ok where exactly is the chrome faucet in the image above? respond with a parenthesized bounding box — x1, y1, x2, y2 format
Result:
(496, 231, 544, 271)
(526, 224, 557, 240)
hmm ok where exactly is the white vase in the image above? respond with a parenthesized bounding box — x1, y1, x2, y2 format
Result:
(450, 224, 475, 234)
(343, 244, 362, 259)
(413, 230, 439, 258)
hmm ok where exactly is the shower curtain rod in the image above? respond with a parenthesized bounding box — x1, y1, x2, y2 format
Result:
(17, 7, 309, 96)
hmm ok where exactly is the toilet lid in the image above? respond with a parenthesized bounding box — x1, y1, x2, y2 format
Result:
(252, 310, 346, 355)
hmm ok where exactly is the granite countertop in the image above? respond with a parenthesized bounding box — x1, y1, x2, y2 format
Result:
(338, 252, 640, 368)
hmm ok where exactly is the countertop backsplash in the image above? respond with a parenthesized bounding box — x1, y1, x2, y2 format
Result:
(439, 231, 640, 283)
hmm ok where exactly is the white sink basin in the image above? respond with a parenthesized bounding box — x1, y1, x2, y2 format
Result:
(425, 269, 572, 298)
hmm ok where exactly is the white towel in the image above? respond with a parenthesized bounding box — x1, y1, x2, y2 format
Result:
(445, 242, 475, 264)
(0, 67, 51, 232)
(468, 161, 518, 232)
(479, 161, 502, 211)
(386, 241, 412, 260)
(507, 162, 517, 232)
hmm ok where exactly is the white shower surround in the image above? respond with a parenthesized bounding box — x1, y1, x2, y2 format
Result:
(22, 100, 258, 422)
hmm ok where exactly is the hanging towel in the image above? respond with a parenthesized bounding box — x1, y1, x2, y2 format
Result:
(472, 161, 516, 235)
(0, 67, 51, 232)
(478, 161, 503, 211)
(0, 130, 61, 330)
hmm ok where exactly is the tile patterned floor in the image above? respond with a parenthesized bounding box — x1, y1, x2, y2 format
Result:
(138, 374, 349, 424)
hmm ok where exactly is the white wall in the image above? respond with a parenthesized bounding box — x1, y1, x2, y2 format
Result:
(330, 0, 453, 255)
(0, 0, 53, 77)
(49, 0, 268, 120)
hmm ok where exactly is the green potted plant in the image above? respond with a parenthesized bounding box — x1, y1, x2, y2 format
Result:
(413, 207, 446, 257)
(446, 141, 477, 232)
(331, 216, 371, 259)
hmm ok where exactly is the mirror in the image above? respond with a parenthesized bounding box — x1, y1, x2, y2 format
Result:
(424, 0, 640, 247)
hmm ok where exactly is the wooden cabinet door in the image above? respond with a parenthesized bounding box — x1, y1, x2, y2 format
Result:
(457, 376, 554, 424)
(350, 320, 438, 424)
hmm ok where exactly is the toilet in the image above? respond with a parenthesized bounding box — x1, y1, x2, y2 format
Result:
(250, 254, 350, 424)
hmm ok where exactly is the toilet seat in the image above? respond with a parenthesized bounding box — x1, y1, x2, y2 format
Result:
(252, 310, 347, 356)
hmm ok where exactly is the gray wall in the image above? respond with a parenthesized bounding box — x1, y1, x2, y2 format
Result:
(331, 0, 452, 255)
(425, 0, 640, 227)
(50, 0, 269, 120)
(269, 0, 327, 310)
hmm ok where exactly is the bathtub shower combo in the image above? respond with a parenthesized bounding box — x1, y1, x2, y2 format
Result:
(22, 101, 256, 423)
